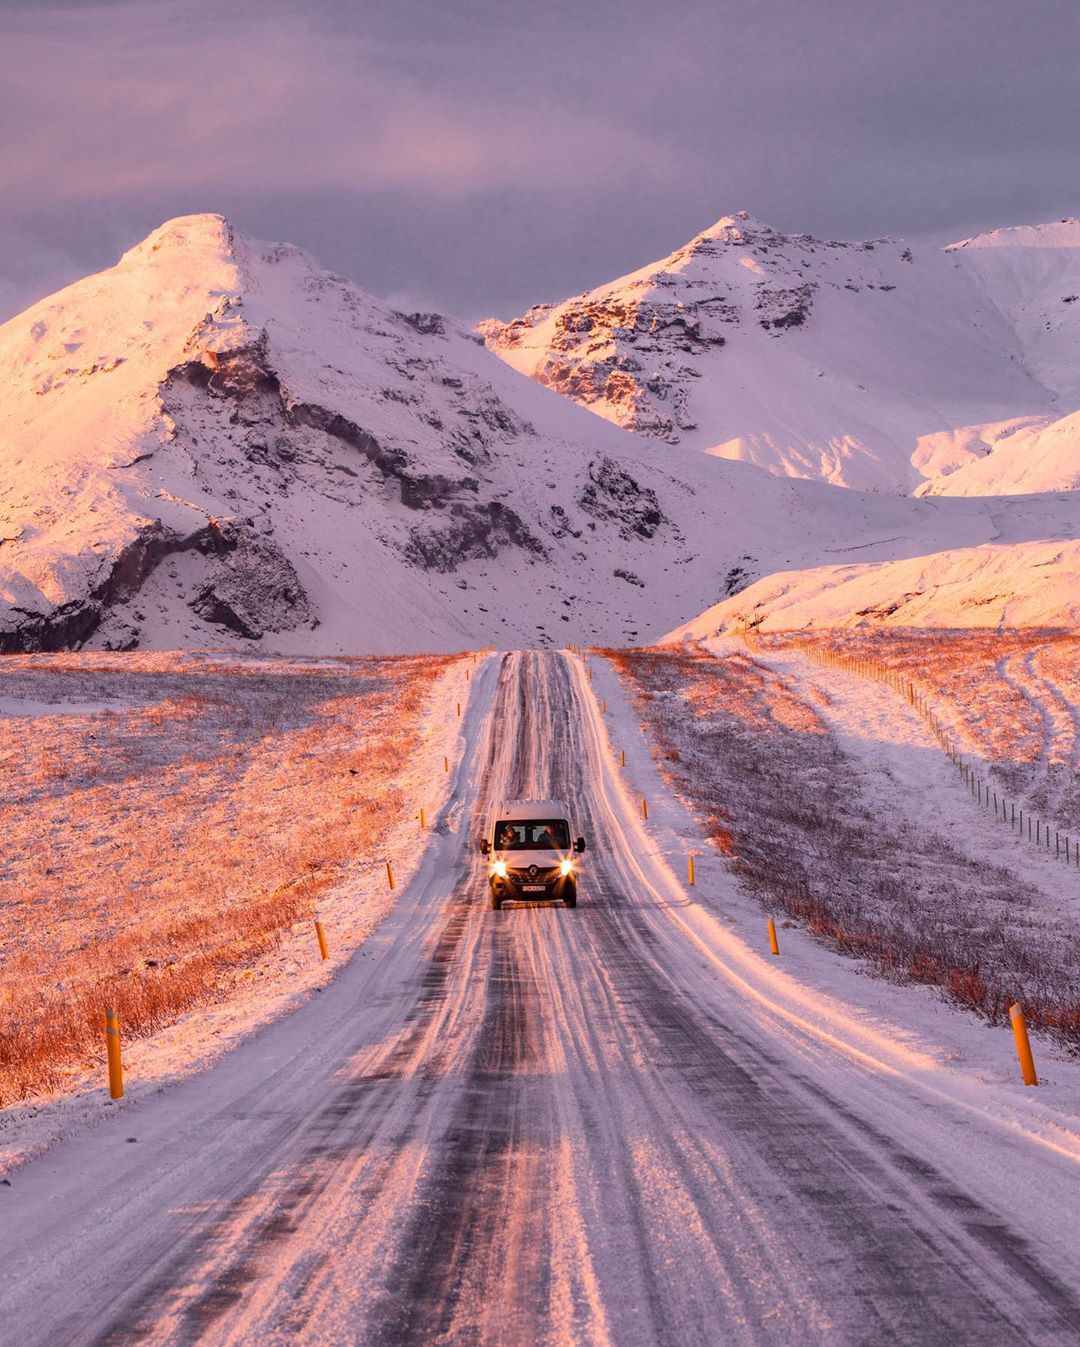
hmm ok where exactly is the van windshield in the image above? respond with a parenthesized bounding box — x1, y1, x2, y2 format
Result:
(494, 819, 570, 851)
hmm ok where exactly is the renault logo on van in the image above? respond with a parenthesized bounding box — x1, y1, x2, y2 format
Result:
(529, 864, 538, 877)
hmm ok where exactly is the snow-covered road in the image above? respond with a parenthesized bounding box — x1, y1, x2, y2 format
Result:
(3, 651, 1080, 1345)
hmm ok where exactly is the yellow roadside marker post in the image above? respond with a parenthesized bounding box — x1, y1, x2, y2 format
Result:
(386, 861, 395, 891)
(104, 1008, 124, 1100)
(767, 917, 780, 956)
(419, 806, 425, 831)
(315, 921, 329, 961)
(641, 798, 648, 821)
(1010, 1003, 1038, 1086)
(688, 855, 695, 887)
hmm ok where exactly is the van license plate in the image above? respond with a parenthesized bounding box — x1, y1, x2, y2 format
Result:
(522, 884, 546, 892)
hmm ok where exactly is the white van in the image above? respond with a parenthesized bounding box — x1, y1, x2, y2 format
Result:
(479, 798, 586, 910)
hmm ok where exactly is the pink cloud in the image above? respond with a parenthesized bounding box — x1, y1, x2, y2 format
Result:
(0, 1, 677, 206)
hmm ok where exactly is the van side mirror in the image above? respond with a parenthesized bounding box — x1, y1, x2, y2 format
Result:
(575, 837, 586, 854)
(479, 838, 490, 855)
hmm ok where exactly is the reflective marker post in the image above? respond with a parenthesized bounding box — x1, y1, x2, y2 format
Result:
(104, 1007, 124, 1100)
(1010, 1003, 1038, 1086)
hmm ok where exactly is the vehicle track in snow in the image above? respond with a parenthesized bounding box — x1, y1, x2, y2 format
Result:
(1016, 647, 1080, 825)
(1, 651, 1079, 1345)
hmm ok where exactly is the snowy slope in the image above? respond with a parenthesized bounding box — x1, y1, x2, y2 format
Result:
(949, 219, 1080, 401)
(482, 212, 1080, 496)
(666, 514, 1080, 639)
(914, 221, 1080, 496)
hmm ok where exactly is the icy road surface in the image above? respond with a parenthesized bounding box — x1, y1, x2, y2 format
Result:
(2, 651, 1080, 1345)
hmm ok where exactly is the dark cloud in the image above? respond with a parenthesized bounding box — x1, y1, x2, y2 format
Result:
(1, 0, 1078, 321)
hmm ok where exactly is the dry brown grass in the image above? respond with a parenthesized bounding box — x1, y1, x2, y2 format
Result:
(0, 651, 456, 1103)
(605, 642, 1080, 1049)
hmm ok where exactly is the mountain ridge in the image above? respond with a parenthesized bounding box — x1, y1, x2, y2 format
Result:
(481, 210, 1080, 496)
(2, 213, 1079, 653)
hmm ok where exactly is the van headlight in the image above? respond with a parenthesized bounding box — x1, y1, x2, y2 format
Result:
(560, 859, 574, 876)
(492, 860, 508, 878)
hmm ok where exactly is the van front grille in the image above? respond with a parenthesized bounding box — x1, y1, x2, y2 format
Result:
(508, 868, 561, 886)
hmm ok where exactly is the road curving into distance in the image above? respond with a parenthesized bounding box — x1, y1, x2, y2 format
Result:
(1, 651, 1079, 1345)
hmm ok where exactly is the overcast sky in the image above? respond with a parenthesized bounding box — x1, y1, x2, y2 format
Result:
(1, 0, 1078, 322)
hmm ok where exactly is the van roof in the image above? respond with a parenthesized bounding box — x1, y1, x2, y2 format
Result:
(496, 799, 569, 819)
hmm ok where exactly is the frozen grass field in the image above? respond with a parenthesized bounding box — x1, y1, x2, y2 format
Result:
(0, 650, 454, 1103)
(607, 640, 1080, 1048)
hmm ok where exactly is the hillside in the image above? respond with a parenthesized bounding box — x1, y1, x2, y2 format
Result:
(482, 212, 1080, 497)
(666, 524, 1080, 640)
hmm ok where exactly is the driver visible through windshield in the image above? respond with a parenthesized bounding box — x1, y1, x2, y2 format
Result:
(495, 819, 571, 850)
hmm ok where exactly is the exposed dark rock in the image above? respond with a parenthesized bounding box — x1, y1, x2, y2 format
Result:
(855, 593, 923, 619)
(403, 500, 546, 572)
(724, 556, 757, 596)
(756, 283, 814, 332)
(0, 517, 236, 653)
(399, 311, 446, 336)
(190, 533, 314, 639)
(578, 457, 669, 540)
(284, 399, 481, 508)
(548, 504, 582, 539)
(174, 329, 282, 400)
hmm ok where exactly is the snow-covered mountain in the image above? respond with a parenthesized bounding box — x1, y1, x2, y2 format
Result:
(1, 213, 1078, 654)
(482, 212, 1080, 497)
(0, 213, 718, 652)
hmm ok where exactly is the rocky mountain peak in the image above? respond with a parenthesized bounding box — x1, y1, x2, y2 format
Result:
(675, 210, 787, 256)
(482, 208, 1080, 494)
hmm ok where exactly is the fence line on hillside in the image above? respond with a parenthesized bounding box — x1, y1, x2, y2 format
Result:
(745, 637, 1078, 872)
